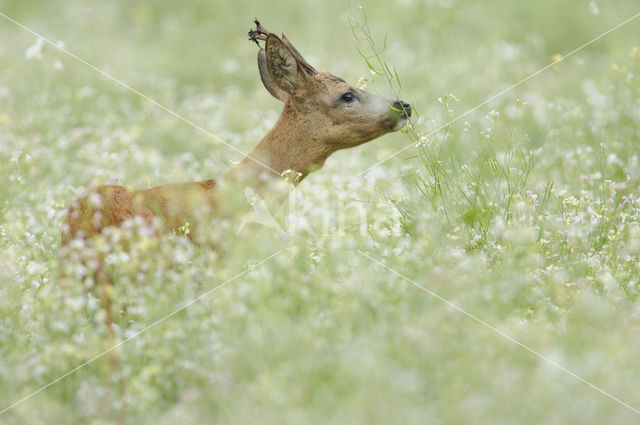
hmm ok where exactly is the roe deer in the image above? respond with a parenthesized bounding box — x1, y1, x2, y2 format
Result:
(60, 19, 411, 248)
(59, 19, 411, 423)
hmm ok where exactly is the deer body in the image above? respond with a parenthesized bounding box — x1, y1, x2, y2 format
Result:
(61, 20, 411, 246)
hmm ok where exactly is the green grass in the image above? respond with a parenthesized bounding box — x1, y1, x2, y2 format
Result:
(2, 0, 640, 423)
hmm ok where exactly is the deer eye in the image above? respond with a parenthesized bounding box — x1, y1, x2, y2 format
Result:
(341, 92, 355, 103)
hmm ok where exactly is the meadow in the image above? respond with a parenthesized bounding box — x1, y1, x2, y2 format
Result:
(1, 0, 640, 423)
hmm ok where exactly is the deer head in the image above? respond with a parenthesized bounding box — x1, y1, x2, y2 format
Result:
(247, 20, 411, 180)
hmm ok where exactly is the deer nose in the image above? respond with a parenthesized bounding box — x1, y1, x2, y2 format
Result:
(401, 101, 412, 117)
(394, 100, 412, 117)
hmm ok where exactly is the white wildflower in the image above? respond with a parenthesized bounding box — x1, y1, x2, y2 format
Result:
(25, 38, 44, 61)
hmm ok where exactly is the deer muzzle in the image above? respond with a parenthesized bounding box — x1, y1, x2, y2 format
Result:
(388, 99, 412, 131)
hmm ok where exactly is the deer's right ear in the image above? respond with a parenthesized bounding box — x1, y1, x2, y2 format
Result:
(264, 34, 310, 96)
(257, 49, 289, 102)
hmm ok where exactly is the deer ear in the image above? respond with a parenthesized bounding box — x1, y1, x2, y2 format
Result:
(257, 49, 289, 102)
(264, 34, 310, 95)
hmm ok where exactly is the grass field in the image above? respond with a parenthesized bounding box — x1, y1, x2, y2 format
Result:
(2, 0, 640, 423)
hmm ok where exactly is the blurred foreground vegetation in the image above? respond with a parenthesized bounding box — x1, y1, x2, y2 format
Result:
(1, 0, 640, 424)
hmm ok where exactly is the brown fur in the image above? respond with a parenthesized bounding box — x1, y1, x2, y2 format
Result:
(61, 180, 216, 245)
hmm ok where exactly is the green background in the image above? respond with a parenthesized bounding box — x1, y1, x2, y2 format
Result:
(1, 0, 640, 424)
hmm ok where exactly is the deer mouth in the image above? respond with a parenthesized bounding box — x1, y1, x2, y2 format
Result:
(392, 115, 409, 131)
(387, 112, 409, 132)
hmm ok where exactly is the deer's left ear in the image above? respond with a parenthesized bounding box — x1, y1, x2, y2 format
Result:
(265, 34, 311, 96)
(258, 48, 289, 102)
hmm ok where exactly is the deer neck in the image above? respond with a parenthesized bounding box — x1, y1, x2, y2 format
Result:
(225, 102, 332, 190)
